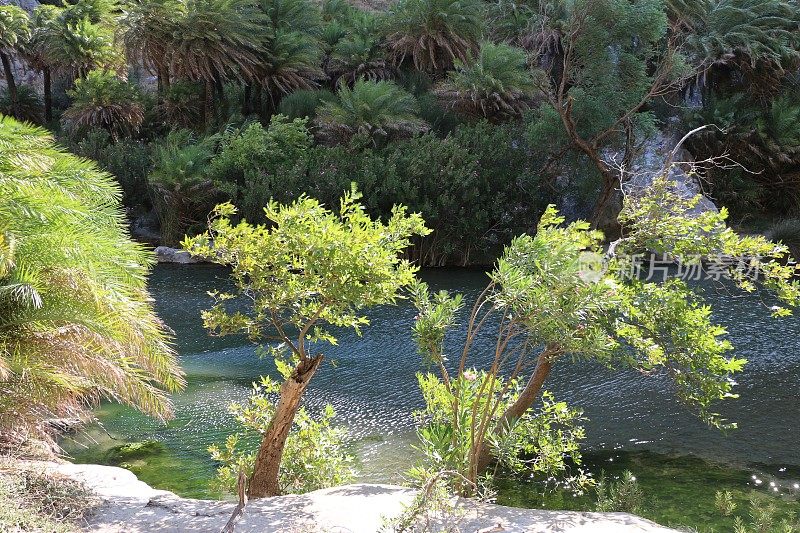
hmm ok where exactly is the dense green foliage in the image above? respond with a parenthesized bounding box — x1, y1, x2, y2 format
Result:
(0, 0, 797, 256)
(0, 116, 184, 449)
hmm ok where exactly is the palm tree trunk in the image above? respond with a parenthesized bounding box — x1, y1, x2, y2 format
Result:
(1, 51, 19, 119)
(43, 67, 52, 123)
(200, 81, 210, 126)
(248, 355, 323, 498)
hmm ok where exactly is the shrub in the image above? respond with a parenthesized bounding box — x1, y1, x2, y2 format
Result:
(62, 69, 144, 141)
(594, 471, 644, 514)
(0, 85, 43, 124)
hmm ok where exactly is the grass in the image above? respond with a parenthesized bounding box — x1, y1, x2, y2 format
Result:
(0, 458, 101, 532)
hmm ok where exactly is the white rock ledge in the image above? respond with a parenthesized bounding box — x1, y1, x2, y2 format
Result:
(154, 246, 203, 264)
(42, 462, 679, 533)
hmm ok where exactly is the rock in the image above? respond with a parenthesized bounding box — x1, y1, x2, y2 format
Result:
(37, 462, 680, 533)
(130, 212, 161, 244)
(154, 246, 202, 264)
(623, 123, 718, 216)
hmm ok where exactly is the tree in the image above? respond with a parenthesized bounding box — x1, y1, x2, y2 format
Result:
(21, 5, 61, 122)
(316, 79, 428, 145)
(62, 69, 144, 141)
(411, 176, 799, 492)
(184, 188, 429, 497)
(436, 41, 537, 121)
(0, 116, 184, 450)
(148, 131, 219, 245)
(0, 5, 31, 120)
(525, 0, 689, 236)
(167, 0, 266, 122)
(326, 11, 393, 85)
(385, 0, 484, 74)
(118, 0, 180, 94)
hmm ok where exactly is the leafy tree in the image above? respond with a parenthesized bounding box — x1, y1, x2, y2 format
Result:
(62, 69, 144, 141)
(385, 0, 484, 73)
(436, 41, 537, 121)
(525, 0, 689, 235)
(316, 79, 427, 145)
(184, 189, 429, 497)
(0, 116, 184, 449)
(411, 177, 799, 491)
(0, 5, 31, 120)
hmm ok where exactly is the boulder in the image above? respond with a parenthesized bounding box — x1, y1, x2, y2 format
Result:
(154, 246, 202, 264)
(37, 462, 681, 533)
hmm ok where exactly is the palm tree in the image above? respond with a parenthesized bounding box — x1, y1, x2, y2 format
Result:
(436, 41, 537, 121)
(316, 78, 428, 144)
(0, 115, 184, 450)
(21, 5, 61, 122)
(168, 0, 266, 122)
(686, 0, 800, 90)
(62, 69, 144, 141)
(384, 0, 484, 73)
(251, 0, 324, 115)
(48, 12, 121, 80)
(0, 5, 31, 120)
(327, 11, 393, 85)
(118, 0, 180, 94)
(148, 131, 219, 245)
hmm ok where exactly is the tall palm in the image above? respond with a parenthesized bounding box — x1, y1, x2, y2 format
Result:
(436, 41, 537, 121)
(0, 5, 31, 120)
(21, 5, 61, 122)
(168, 0, 266, 122)
(316, 78, 428, 144)
(118, 0, 180, 93)
(327, 11, 393, 85)
(252, 0, 324, 114)
(384, 0, 484, 73)
(49, 13, 121, 80)
(0, 116, 184, 449)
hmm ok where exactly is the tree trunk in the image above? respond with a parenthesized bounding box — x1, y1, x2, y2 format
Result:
(242, 84, 252, 115)
(475, 343, 560, 474)
(247, 354, 323, 498)
(1, 51, 19, 119)
(590, 182, 623, 240)
(43, 67, 52, 123)
(200, 81, 209, 126)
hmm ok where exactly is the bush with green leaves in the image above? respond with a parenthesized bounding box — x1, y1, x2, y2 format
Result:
(412, 372, 588, 496)
(594, 471, 645, 514)
(0, 85, 43, 124)
(209, 379, 354, 495)
(63, 69, 144, 141)
(277, 88, 336, 121)
(208, 116, 312, 222)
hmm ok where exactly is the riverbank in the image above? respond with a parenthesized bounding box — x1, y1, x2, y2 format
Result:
(21, 460, 679, 532)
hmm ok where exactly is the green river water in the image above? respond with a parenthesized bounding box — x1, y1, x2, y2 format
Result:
(63, 264, 800, 531)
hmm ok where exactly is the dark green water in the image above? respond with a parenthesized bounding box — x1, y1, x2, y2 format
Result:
(64, 264, 800, 529)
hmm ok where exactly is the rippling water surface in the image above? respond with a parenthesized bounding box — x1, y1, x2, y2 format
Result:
(65, 264, 800, 523)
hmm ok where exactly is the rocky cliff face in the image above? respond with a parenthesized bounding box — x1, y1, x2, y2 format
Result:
(32, 461, 681, 533)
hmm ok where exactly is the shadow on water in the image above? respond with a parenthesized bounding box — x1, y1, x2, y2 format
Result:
(62, 264, 800, 528)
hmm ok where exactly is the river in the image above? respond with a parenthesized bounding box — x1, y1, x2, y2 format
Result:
(64, 264, 800, 530)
